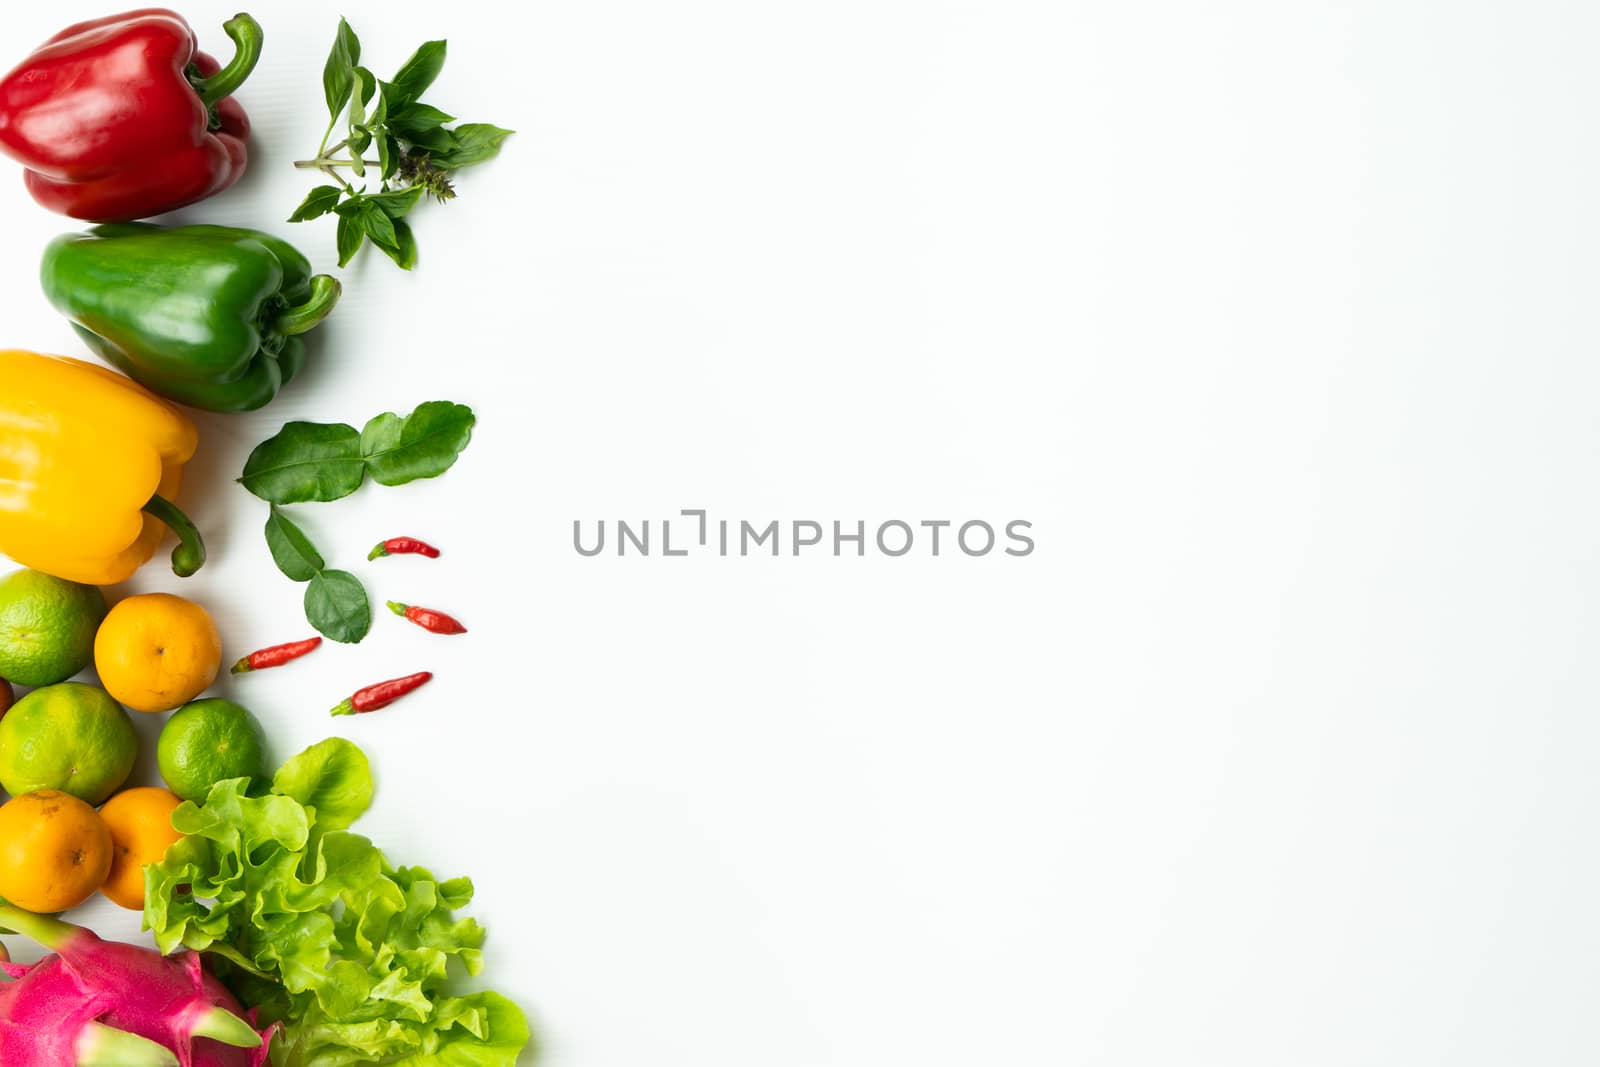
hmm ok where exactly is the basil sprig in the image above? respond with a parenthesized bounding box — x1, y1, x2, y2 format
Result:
(290, 19, 513, 269)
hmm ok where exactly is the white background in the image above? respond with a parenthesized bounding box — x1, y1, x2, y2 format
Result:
(1, 2, 1596, 1064)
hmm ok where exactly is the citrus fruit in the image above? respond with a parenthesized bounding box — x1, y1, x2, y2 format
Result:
(94, 592, 221, 713)
(98, 786, 184, 910)
(0, 789, 114, 912)
(0, 681, 137, 804)
(157, 698, 268, 802)
(0, 568, 107, 686)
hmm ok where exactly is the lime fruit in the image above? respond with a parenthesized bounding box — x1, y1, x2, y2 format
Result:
(0, 568, 107, 686)
(157, 698, 268, 802)
(0, 681, 137, 804)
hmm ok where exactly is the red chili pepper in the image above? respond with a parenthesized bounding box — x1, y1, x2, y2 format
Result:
(369, 537, 441, 560)
(231, 636, 322, 674)
(331, 671, 433, 717)
(0, 11, 263, 221)
(387, 601, 468, 635)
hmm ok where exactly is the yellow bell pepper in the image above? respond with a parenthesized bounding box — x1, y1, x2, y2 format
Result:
(0, 350, 206, 585)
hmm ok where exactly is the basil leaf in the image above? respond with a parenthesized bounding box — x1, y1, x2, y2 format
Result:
(265, 506, 325, 582)
(336, 213, 365, 267)
(348, 67, 377, 175)
(379, 134, 398, 181)
(304, 570, 371, 644)
(369, 219, 418, 270)
(240, 422, 366, 504)
(365, 185, 424, 219)
(399, 123, 456, 155)
(288, 185, 343, 223)
(430, 124, 514, 169)
(367, 81, 387, 138)
(323, 18, 361, 121)
(389, 102, 455, 137)
(388, 219, 418, 270)
(362, 402, 476, 485)
(359, 202, 399, 250)
(387, 40, 447, 107)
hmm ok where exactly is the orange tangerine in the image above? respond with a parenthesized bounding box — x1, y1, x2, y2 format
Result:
(0, 789, 112, 912)
(94, 593, 221, 713)
(98, 786, 185, 910)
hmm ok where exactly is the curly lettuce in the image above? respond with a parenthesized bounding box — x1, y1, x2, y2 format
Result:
(143, 738, 531, 1067)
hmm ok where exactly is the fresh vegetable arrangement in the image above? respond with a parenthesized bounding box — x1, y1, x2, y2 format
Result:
(0, 8, 527, 1065)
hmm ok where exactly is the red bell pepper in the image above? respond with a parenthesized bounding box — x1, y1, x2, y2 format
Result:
(0, 9, 263, 222)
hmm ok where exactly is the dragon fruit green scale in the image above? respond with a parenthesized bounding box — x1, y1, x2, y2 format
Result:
(0, 905, 270, 1067)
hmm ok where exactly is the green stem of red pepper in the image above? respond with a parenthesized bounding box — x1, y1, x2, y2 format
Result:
(142, 492, 207, 577)
(272, 275, 342, 336)
(189, 14, 265, 109)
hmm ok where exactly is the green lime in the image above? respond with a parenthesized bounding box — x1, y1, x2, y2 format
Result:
(0, 681, 137, 804)
(157, 698, 268, 802)
(0, 569, 106, 686)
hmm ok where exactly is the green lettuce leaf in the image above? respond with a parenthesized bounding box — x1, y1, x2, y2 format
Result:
(272, 738, 375, 830)
(144, 742, 530, 1067)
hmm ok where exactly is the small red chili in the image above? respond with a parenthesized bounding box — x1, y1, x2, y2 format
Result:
(369, 536, 441, 560)
(330, 671, 433, 716)
(231, 636, 322, 674)
(387, 600, 468, 635)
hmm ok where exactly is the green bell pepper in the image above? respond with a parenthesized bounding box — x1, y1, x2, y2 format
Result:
(40, 223, 341, 413)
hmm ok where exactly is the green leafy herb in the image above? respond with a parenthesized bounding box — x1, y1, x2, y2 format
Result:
(240, 422, 365, 503)
(322, 18, 360, 129)
(304, 569, 371, 644)
(293, 20, 512, 270)
(287, 184, 342, 222)
(363, 401, 477, 485)
(433, 123, 515, 169)
(145, 739, 532, 1066)
(263, 505, 372, 644)
(387, 39, 446, 106)
(264, 505, 324, 581)
(241, 401, 476, 505)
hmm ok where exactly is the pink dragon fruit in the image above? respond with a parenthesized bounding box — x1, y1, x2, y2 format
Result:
(0, 904, 271, 1067)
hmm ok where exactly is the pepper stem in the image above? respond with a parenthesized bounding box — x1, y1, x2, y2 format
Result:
(0, 904, 78, 951)
(143, 493, 207, 578)
(273, 275, 342, 336)
(387, 600, 410, 617)
(191, 14, 265, 109)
